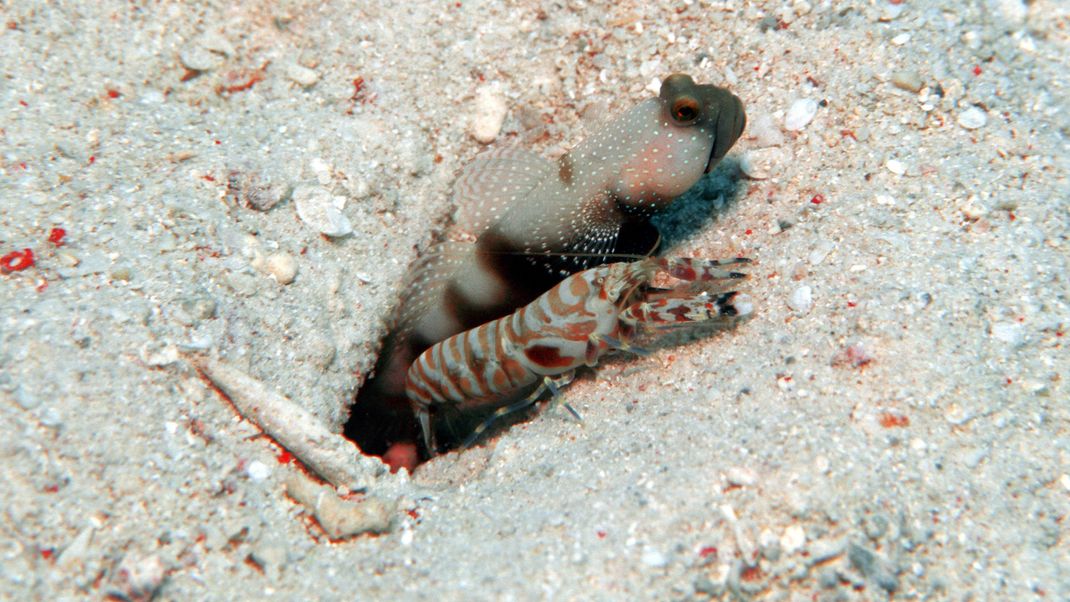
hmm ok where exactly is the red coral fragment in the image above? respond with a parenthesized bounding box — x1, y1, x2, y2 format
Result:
(1, 248, 34, 272)
(878, 413, 909, 428)
(831, 344, 872, 369)
(217, 63, 269, 95)
(48, 227, 66, 246)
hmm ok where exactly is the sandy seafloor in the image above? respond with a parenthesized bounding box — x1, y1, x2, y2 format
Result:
(1, 0, 1068, 599)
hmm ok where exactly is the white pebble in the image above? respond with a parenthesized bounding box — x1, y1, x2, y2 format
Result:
(749, 113, 785, 147)
(781, 525, 806, 554)
(885, 159, 907, 176)
(286, 63, 319, 87)
(469, 87, 508, 144)
(788, 285, 813, 313)
(726, 466, 757, 487)
(784, 98, 818, 131)
(739, 147, 787, 180)
(731, 294, 754, 318)
(179, 45, 221, 71)
(112, 554, 166, 600)
(178, 33, 234, 72)
(882, 4, 906, 20)
(265, 253, 297, 285)
(639, 59, 661, 78)
(196, 32, 236, 56)
(758, 528, 780, 554)
(808, 241, 834, 265)
(58, 527, 94, 570)
(943, 403, 972, 425)
(140, 90, 166, 104)
(957, 106, 987, 130)
(891, 33, 911, 45)
(890, 70, 924, 93)
(990, 321, 1025, 347)
(641, 547, 668, 568)
(309, 157, 332, 185)
(996, 0, 1028, 27)
(14, 386, 40, 410)
(293, 184, 353, 237)
(246, 460, 271, 482)
(814, 455, 830, 473)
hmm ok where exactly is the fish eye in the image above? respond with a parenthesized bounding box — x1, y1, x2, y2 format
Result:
(671, 96, 700, 123)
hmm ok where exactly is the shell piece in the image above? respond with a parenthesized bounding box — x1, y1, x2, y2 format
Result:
(469, 87, 508, 144)
(293, 184, 352, 237)
(784, 98, 818, 131)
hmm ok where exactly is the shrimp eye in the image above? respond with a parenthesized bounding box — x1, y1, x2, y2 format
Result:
(671, 96, 700, 123)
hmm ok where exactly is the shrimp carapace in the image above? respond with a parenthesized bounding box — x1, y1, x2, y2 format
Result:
(406, 256, 753, 454)
(345, 74, 747, 461)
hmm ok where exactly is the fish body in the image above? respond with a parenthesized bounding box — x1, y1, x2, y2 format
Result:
(405, 256, 753, 453)
(346, 74, 746, 457)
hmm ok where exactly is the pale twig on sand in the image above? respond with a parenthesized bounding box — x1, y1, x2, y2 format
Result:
(190, 355, 386, 493)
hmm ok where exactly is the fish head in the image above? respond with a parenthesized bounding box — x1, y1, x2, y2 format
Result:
(610, 74, 746, 213)
(659, 73, 747, 174)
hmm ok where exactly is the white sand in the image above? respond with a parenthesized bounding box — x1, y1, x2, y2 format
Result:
(2, 1, 1067, 599)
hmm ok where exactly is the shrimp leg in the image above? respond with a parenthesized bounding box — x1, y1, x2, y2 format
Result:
(462, 373, 577, 449)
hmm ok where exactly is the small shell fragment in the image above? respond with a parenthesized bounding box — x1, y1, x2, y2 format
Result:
(179, 46, 221, 72)
(784, 98, 818, 131)
(990, 321, 1024, 347)
(788, 285, 813, 313)
(957, 106, 987, 130)
(293, 184, 353, 237)
(749, 113, 785, 147)
(739, 147, 787, 180)
(890, 70, 924, 93)
(265, 252, 298, 284)
(886, 159, 907, 176)
(178, 33, 234, 72)
(286, 63, 319, 87)
(469, 87, 508, 144)
(726, 466, 757, 487)
(781, 525, 806, 554)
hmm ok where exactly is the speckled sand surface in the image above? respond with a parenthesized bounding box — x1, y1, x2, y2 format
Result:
(2, 1, 1068, 600)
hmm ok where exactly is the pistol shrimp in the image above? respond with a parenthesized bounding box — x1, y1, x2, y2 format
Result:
(405, 255, 753, 454)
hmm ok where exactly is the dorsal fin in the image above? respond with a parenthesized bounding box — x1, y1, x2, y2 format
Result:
(390, 241, 475, 342)
(453, 146, 555, 236)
